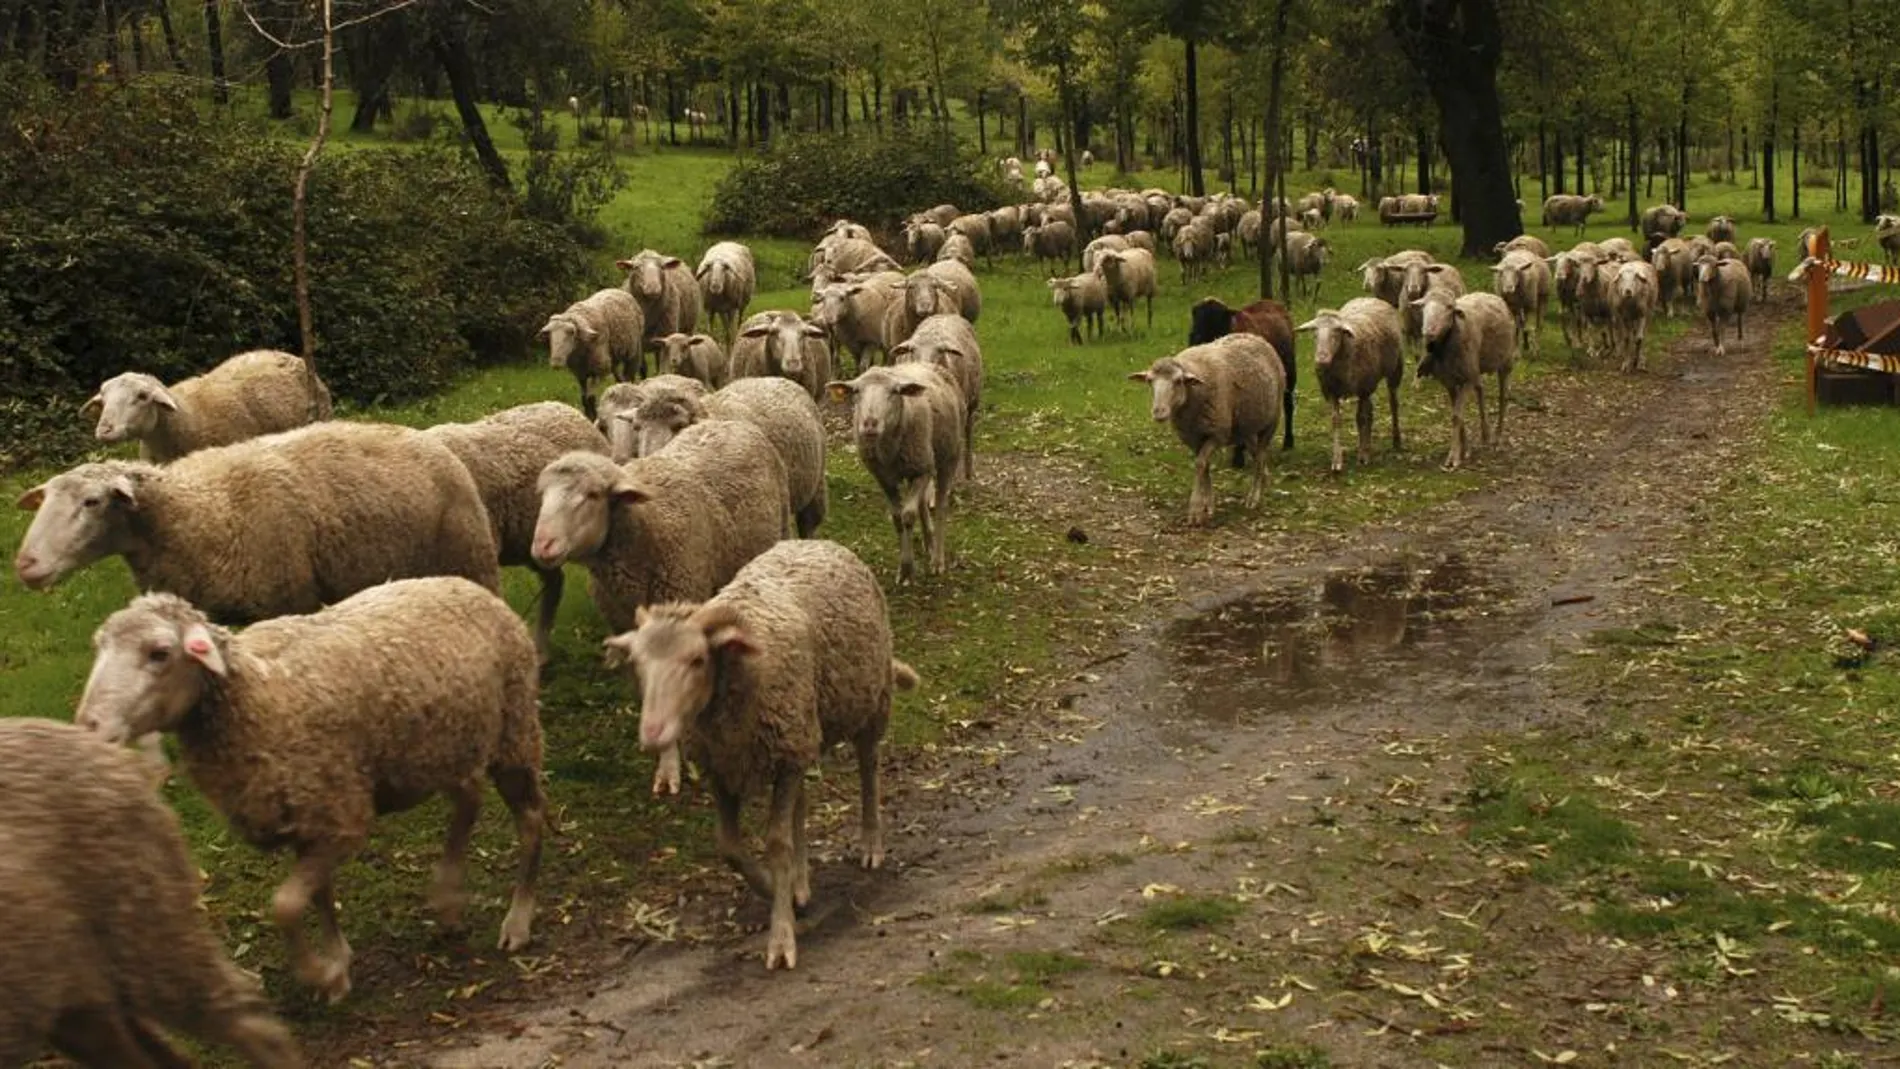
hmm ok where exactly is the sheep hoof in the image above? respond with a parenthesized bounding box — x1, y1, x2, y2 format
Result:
(765, 927, 798, 971)
(300, 953, 353, 1004)
(497, 911, 534, 953)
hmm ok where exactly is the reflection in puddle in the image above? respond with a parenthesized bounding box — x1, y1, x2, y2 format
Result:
(1163, 556, 1503, 722)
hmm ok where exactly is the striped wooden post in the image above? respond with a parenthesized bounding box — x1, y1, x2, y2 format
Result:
(1807, 227, 1830, 414)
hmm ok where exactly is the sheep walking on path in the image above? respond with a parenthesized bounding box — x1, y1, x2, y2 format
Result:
(84, 350, 331, 463)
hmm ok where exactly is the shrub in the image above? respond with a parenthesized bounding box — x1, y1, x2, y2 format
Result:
(704, 128, 1011, 240)
(0, 70, 596, 470)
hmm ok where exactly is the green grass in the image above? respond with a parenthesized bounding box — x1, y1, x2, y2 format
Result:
(917, 949, 1092, 1012)
(9, 93, 1900, 1057)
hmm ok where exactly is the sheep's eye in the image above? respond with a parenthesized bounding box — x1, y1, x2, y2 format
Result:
(689, 655, 707, 669)
(147, 647, 170, 664)
(81, 497, 100, 509)
(137, 391, 150, 401)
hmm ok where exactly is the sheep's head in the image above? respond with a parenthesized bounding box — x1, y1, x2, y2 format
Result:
(1357, 258, 1387, 294)
(75, 592, 225, 746)
(829, 367, 931, 443)
(626, 386, 707, 459)
(1127, 357, 1199, 423)
(533, 451, 638, 567)
(541, 313, 596, 369)
(594, 383, 645, 461)
(1399, 258, 1436, 301)
(1047, 277, 1075, 306)
(1493, 261, 1521, 299)
(616, 250, 679, 299)
(86, 373, 177, 443)
(1614, 263, 1653, 301)
(747, 312, 824, 375)
(605, 601, 759, 754)
(1415, 293, 1462, 350)
(1296, 312, 1354, 368)
(15, 462, 144, 590)
(696, 260, 729, 297)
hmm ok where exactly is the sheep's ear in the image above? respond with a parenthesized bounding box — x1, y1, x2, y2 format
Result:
(612, 483, 650, 506)
(890, 343, 915, 359)
(897, 381, 930, 397)
(149, 386, 179, 412)
(1126, 370, 1154, 382)
(1178, 372, 1203, 386)
(80, 394, 104, 420)
(614, 259, 635, 271)
(825, 381, 858, 401)
(107, 473, 137, 507)
(739, 325, 771, 339)
(181, 623, 227, 677)
(708, 624, 760, 657)
(16, 485, 46, 511)
(601, 633, 637, 668)
(1410, 298, 1426, 308)
(801, 323, 827, 338)
(578, 324, 600, 344)
(662, 257, 683, 270)
(1293, 319, 1317, 332)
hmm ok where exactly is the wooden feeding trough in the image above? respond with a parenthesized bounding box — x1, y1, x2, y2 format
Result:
(1379, 210, 1438, 228)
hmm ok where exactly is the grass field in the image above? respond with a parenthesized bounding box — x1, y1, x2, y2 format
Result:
(4, 115, 1897, 1060)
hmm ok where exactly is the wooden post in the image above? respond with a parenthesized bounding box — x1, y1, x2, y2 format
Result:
(1807, 226, 1830, 414)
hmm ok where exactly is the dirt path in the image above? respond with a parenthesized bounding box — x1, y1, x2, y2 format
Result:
(417, 304, 1791, 1069)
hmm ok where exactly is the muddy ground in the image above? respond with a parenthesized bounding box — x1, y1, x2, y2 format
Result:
(356, 302, 1792, 1069)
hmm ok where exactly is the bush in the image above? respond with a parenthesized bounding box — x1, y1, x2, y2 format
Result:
(0, 70, 596, 470)
(704, 128, 1011, 240)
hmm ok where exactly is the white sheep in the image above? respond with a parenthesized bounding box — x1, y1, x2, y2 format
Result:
(14, 421, 500, 621)
(1358, 249, 1431, 308)
(1399, 260, 1467, 353)
(731, 310, 833, 400)
(936, 231, 976, 268)
(827, 363, 966, 583)
(618, 249, 704, 355)
(1706, 215, 1738, 244)
(1285, 231, 1329, 299)
(811, 272, 905, 374)
(923, 258, 982, 323)
(543, 288, 644, 418)
(604, 540, 918, 970)
(1542, 194, 1604, 234)
(695, 241, 757, 345)
(1649, 238, 1696, 317)
(422, 402, 610, 662)
(0, 718, 302, 1067)
(74, 578, 548, 1002)
(1492, 249, 1552, 356)
(1049, 272, 1108, 344)
(620, 375, 828, 538)
(1127, 335, 1286, 526)
(1696, 256, 1750, 357)
(1416, 291, 1515, 471)
(1296, 298, 1405, 474)
(891, 313, 983, 480)
(84, 350, 332, 463)
(1082, 233, 1130, 274)
(1097, 247, 1158, 333)
(1745, 238, 1776, 302)
(1023, 221, 1077, 273)
(652, 331, 727, 388)
(1607, 260, 1660, 373)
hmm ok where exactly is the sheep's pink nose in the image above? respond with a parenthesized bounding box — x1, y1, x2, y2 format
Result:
(858, 421, 881, 438)
(14, 552, 42, 583)
(531, 534, 560, 561)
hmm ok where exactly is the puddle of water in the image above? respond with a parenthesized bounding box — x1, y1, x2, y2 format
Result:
(1163, 555, 1506, 722)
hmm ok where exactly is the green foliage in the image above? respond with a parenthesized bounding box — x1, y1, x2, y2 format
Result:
(704, 129, 1009, 239)
(1140, 895, 1242, 931)
(0, 70, 593, 469)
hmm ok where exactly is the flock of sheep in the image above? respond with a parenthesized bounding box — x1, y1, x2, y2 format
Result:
(0, 159, 1807, 1065)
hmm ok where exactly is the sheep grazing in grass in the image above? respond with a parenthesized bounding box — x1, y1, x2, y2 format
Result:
(623, 376, 828, 538)
(1705, 215, 1738, 244)
(0, 718, 303, 1067)
(1333, 194, 1360, 223)
(731, 310, 832, 400)
(84, 350, 332, 463)
(1285, 231, 1329, 299)
(922, 258, 982, 323)
(1296, 298, 1405, 475)
(1416, 291, 1516, 471)
(1492, 249, 1552, 357)
(652, 332, 727, 388)
(423, 402, 610, 663)
(936, 231, 976, 268)
(1097, 247, 1158, 332)
(618, 249, 704, 357)
(1597, 236, 1639, 262)
(1745, 238, 1776, 302)
(1023, 221, 1077, 273)
(1081, 233, 1129, 273)
(810, 271, 904, 374)
(1128, 335, 1286, 526)
(891, 313, 983, 480)
(695, 242, 756, 346)
(1650, 238, 1696, 317)
(1696, 256, 1750, 357)
(1172, 222, 1215, 284)
(1492, 235, 1551, 260)
(1188, 297, 1298, 451)
(904, 220, 947, 264)
(1641, 203, 1688, 240)
(828, 364, 965, 583)
(15, 421, 499, 622)
(1542, 193, 1604, 235)
(1049, 272, 1108, 344)
(881, 272, 960, 352)
(74, 578, 547, 1003)
(811, 236, 900, 282)
(543, 288, 644, 418)
(1358, 249, 1431, 308)
(1607, 260, 1661, 373)
(602, 540, 918, 970)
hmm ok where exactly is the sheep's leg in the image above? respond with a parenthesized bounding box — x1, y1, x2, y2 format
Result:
(273, 849, 354, 1002)
(651, 744, 683, 795)
(1354, 394, 1374, 467)
(790, 779, 812, 909)
(431, 780, 483, 933)
(531, 566, 563, 666)
(1188, 439, 1218, 525)
(963, 407, 977, 481)
(763, 767, 804, 970)
(1282, 387, 1296, 451)
(50, 1008, 172, 1069)
(855, 727, 886, 869)
(1495, 369, 1510, 443)
(492, 764, 546, 952)
(713, 782, 774, 899)
(882, 481, 915, 584)
(1328, 399, 1346, 474)
(179, 987, 302, 1069)
(1243, 430, 1272, 510)
(930, 468, 954, 574)
(1443, 384, 1467, 472)
(1387, 377, 1403, 452)
(1146, 293, 1154, 331)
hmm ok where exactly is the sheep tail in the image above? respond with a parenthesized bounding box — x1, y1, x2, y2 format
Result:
(891, 659, 920, 692)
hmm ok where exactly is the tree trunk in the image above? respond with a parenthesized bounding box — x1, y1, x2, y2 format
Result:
(1387, 0, 1520, 257)
(430, 12, 509, 191)
(1258, 0, 1293, 298)
(1675, 97, 1688, 211)
(756, 82, 772, 144)
(155, 0, 186, 73)
(292, 0, 335, 415)
(266, 53, 294, 119)
(203, 0, 228, 102)
(1575, 124, 1584, 194)
(1417, 126, 1431, 195)
(1056, 55, 1086, 246)
(1552, 126, 1565, 194)
(976, 88, 986, 154)
(1626, 97, 1639, 231)
(1793, 121, 1802, 218)
(1183, 37, 1204, 197)
(1537, 118, 1547, 202)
